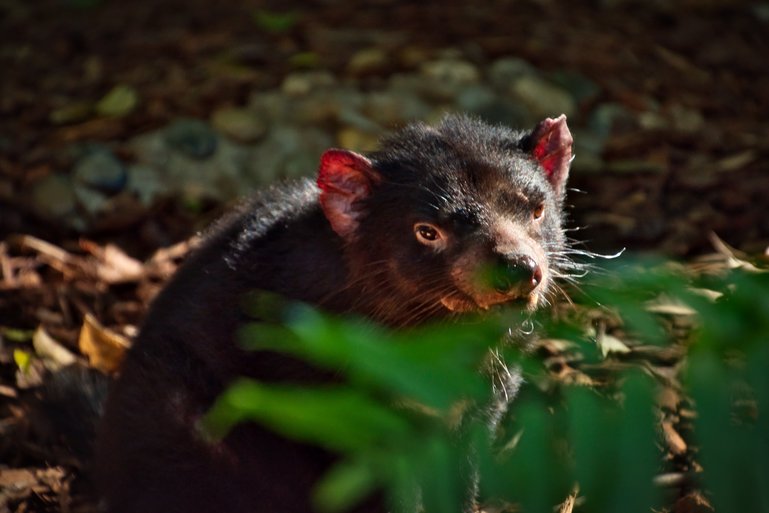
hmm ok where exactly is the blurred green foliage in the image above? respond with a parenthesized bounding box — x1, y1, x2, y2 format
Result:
(203, 259, 769, 513)
(252, 9, 298, 34)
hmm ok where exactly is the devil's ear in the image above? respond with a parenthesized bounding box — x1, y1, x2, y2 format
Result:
(317, 149, 379, 239)
(524, 115, 573, 196)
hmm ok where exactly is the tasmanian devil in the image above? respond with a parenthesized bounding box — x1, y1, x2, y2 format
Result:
(95, 114, 575, 513)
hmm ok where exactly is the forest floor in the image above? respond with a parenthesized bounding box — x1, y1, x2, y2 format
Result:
(1, 0, 767, 512)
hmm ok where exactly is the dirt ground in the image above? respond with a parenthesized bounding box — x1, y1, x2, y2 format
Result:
(0, 0, 767, 511)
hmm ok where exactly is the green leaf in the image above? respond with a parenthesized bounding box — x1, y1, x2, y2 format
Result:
(95, 85, 139, 118)
(202, 380, 410, 453)
(2, 328, 34, 343)
(290, 52, 320, 69)
(253, 9, 297, 33)
(13, 349, 32, 373)
(239, 308, 498, 411)
(314, 460, 377, 513)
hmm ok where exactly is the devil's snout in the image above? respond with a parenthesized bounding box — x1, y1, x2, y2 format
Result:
(491, 254, 543, 295)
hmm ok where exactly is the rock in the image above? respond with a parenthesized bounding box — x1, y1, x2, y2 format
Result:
(73, 184, 109, 216)
(125, 165, 169, 206)
(507, 75, 576, 120)
(247, 125, 333, 184)
(211, 107, 267, 143)
(669, 103, 704, 133)
(95, 84, 139, 118)
(420, 58, 480, 86)
(336, 128, 380, 152)
(133, 128, 250, 202)
(474, 99, 532, 128)
(488, 57, 537, 90)
(248, 90, 291, 122)
(362, 91, 431, 127)
(388, 73, 457, 103)
(753, 4, 769, 22)
(164, 119, 218, 160)
(397, 45, 432, 68)
(281, 70, 336, 96)
(638, 111, 668, 130)
(292, 88, 363, 126)
(548, 70, 602, 105)
(572, 103, 637, 172)
(31, 174, 77, 220)
(606, 159, 667, 174)
(588, 103, 636, 139)
(73, 148, 127, 194)
(347, 47, 390, 76)
(455, 85, 497, 113)
(571, 130, 607, 173)
(50, 102, 93, 125)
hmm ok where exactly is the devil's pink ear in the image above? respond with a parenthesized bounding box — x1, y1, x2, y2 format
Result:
(317, 149, 379, 239)
(530, 115, 573, 195)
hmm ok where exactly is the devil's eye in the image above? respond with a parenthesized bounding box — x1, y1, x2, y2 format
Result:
(414, 223, 444, 246)
(533, 203, 545, 220)
(416, 224, 438, 241)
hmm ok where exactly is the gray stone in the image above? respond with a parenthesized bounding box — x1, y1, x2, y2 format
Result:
(337, 107, 382, 133)
(420, 58, 480, 86)
(31, 174, 77, 220)
(132, 129, 250, 202)
(548, 71, 602, 105)
(281, 71, 336, 97)
(588, 103, 636, 139)
(474, 99, 533, 128)
(507, 75, 576, 120)
(125, 165, 170, 207)
(638, 111, 668, 130)
(347, 47, 390, 76)
(248, 90, 291, 123)
(362, 91, 431, 127)
(73, 148, 127, 194)
(73, 184, 109, 216)
(211, 107, 268, 143)
(753, 4, 769, 22)
(606, 159, 667, 174)
(336, 128, 380, 152)
(293, 87, 365, 126)
(488, 57, 537, 91)
(670, 103, 704, 133)
(164, 119, 218, 160)
(247, 126, 333, 184)
(456, 85, 497, 113)
(388, 73, 458, 103)
(571, 129, 607, 173)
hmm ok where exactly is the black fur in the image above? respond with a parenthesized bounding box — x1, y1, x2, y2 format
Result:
(95, 115, 575, 513)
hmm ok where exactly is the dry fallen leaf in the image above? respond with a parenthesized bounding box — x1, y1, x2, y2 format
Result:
(662, 420, 688, 456)
(80, 240, 145, 284)
(556, 489, 578, 513)
(645, 298, 697, 316)
(0, 468, 38, 488)
(32, 325, 77, 370)
(709, 232, 767, 273)
(78, 313, 131, 373)
(596, 330, 631, 358)
(673, 490, 714, 513)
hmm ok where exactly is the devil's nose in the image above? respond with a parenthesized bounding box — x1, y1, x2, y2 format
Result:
(492, 255, 542, 294)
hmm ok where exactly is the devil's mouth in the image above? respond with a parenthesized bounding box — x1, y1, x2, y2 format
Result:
(439, 294, 478, 313)
(440, 291, 534, 313)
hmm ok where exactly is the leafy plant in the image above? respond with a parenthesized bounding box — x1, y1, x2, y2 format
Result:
(252, 9, 298, 34)
(202, 257, 769, 513)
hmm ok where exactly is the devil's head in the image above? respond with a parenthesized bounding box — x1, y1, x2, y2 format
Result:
(317, 114, 573, 326)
